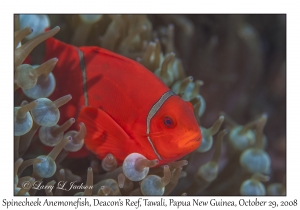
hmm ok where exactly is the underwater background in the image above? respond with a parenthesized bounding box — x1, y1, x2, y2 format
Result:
(13, 14, 286, 196)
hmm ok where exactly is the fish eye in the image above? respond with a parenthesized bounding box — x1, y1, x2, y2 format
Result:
(163, 116, 175, 128)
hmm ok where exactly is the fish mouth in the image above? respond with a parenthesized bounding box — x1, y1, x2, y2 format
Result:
(178, 135, 201, 149)
(184, 136, 201, 146)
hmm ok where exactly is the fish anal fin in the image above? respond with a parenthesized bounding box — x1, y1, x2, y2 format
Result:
(78, 106, 131, 163)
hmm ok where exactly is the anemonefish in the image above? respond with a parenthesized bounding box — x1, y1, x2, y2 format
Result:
(27, 37, 202, 165)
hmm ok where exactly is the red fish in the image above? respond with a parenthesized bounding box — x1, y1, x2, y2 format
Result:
(29, 37, 202, 165)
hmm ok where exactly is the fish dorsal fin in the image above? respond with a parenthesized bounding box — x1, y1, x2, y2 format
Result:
(78, 106, 131, 163)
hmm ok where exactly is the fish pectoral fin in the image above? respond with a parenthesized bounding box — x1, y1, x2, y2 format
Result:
(78, 106, 130, 162)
